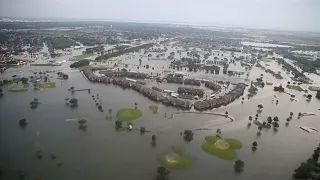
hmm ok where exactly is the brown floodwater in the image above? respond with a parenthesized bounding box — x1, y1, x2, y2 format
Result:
(1, 50, 320, 180)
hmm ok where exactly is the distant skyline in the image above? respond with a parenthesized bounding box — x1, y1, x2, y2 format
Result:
(1, 0, 319, 32)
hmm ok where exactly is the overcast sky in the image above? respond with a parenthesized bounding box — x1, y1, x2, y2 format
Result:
(0, 0, 319, 32)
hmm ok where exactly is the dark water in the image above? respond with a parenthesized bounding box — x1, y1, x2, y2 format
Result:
(1, 63, 320, 180)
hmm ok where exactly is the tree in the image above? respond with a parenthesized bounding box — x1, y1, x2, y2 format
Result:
(267, 116, 272, 124)
(69, 98, 78, 108)
(307, 94, 312, 99)
(216, 129, 222, 134)
(258, 126, 263, 131)
(183, 130, 194, 142)
(140, 127, 146, 134)
(273, 116, 279, 122)
(293, 162, 312, 180)
(286, 118, 290, 122)
(290, 112, 293, 117)
(257, 104, 263, 109)
(298, 112, 302, 117)
(70, 59, 90, 68)
(157, 166, 170, 180)
(273, 122, 279, 128)
(249, 116, 253, 121)
(252, 141, 258, 147)
(115, 120, 122, 129)
(19, 119, 27, 127)
(312, 148, 320, 162)
(234, 160, 244, 172)
(225, 111, 228, 116)
(21, 77, 28, 84)
(152, 135, 156, 141)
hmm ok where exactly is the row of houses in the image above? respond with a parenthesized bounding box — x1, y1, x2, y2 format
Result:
(194, 83, 246, 111)
(184, 78, 201, 86)
(166, 76, 184, 84)
(83, 70, 192, 109)
(99, 70, 148, 79)
(177, 87, 204, 97)
(83, 70, 113, 83)
(205, 81, 222, 91)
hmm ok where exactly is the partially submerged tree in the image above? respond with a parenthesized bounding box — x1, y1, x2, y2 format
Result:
(252, 141, 258, 151)
(140, 127, 146, 134)
(69, 98, 78, 108)
(267, 116, 273, 124)
(183, 130, 194, 142)
(152, 135, 156, 142)
(234, 160, 244, 172)
(115, 120, 122, 129)
(19, 119, 27, 127)
(157, 166, 171, 180)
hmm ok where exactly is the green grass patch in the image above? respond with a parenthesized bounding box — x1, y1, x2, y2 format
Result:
(78, 65, 109, 71)
(149, 105, 158, 114)
(1, 78, 22, 86)
(23, 84, 30, 88)
(116, 109, 142, 121)
(8, 83, 29, 93)
(202, 136, 242, 160)
(9, 89, 28, 93)
(35, 82, 56, 90)
(171, 145, 183, 154)
(286, 85, 304, 92)
(157, 153, 191, 169)
(74, 54, 94, 59)
(261, 59, 272, 62)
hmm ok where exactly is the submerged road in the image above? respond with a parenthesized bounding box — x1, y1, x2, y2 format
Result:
(168, 111, 235, 122)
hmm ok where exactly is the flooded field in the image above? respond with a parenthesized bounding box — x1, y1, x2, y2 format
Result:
(1, 40, 320, 180)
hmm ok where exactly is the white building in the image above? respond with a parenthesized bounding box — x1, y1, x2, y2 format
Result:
(313, 53, 319, 61)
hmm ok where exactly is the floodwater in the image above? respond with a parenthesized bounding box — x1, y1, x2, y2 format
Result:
(241, 41, 292, 48)
(1, 48, 320, 180)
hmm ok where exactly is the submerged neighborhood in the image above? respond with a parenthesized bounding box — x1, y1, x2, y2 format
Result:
(0, 20, 320, 180)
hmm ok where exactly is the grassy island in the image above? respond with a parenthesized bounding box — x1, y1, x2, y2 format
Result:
(157, 145, 191, 169)
(8, 83, 29, 93)
(116, 109, 142, 121)
(286, 85, 304, 92)
(149, 105, 158, 114)
(35, 82, 56, 90)
(202, 136, 242, 160)
(157, 153, 191, 169)
(9, 89, 29, 93)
